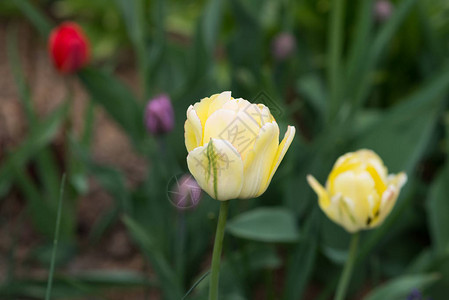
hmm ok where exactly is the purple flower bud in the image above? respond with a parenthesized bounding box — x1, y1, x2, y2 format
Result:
(174, 174, 202, 209)
(145, 94, 175, 135)
(374, 0, 394, 23)
(406, 289, 422, 300)
(272, 32, 296, 61)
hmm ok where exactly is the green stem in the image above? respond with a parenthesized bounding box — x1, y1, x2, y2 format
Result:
(334, 232, 359, 300)
(209, 200, 230, 300)
(327, 0, 346, 122)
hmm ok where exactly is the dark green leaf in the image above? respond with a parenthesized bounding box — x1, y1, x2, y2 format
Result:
(353, 66, 449, 173)
(364, 273, 439, 300)
(426, 164, 449, 254)
(123, 215, 183, 300)
(0, 103, 68, 198)
(78, 68, 145, 144)
(227, 207, 299, 243)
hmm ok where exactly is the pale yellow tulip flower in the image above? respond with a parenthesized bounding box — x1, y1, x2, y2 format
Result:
(185, 91, 296, 200)
(307, 149, 407, 233)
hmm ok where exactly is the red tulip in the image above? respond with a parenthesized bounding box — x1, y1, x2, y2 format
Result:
(48, 22, 90, 73)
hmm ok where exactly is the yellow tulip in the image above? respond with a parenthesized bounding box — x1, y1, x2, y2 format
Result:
(184, 91, 295, 200)
(307, 149, 407, 233)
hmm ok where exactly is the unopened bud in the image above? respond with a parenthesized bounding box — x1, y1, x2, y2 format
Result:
(145, 94, 175, 135)
(375, 0, 393, 23)
(272, 32, 296, 61)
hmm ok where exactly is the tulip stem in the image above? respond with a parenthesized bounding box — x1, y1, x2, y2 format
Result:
(334, 232, 360, 300)
(209, 200, 230, 300)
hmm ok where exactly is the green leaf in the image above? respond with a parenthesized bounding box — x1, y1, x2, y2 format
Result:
(70, 270, 155, 287)
(123, 215, 183, 300)
(282, 208, 320, 300)
(426, 164, 449, 254)
(227, 207, 299, 243)
(363, 273, 440, 300)
(13, 0, 53, 37)
(0, 103, 68, 198)
(352, 0, 418, 107)
(296, 74, 327, 115)
(0, 271, 154, 299)
(78, 68, 144, 145)
(202, 0, 224, 54)
(114, 0, 150, 97)
(7, 26, 62, 205)
(352, 65, 449, 173)
(70, 139, 132, 214)
(345, 0, 373, 93)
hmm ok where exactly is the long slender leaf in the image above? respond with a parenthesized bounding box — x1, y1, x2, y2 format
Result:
(0, 102, 68, 198)
(202, 0, 225, 55)
(283, 208, 320, 300)
(123, 215, 183, 300)
(353, 65, 449, 173)
(7, 26, 62, 204)
(426, 164, 449, 254)
(78, 68, 144, 145)
(13, 0, 53, 37)
(352, 0, 419, 107)
(114, 0, 149, 98)
(364, 273, 440, 300)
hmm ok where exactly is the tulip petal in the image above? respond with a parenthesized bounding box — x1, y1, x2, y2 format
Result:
(339, 196, 360, 233)
(262, 126, 296, 192)
(187, 139, 244, 201)
(239, 122, 279, 198)
(240, 102, 271, 127)
(185, 106, 203, 152)
(193, 95, 215, 127)
(203, 109, 260, 160)
(331, 171, 377, 227)
(375, 172, 407, 225)
(207, 91, 232, 116)
(307, 175, 330, 208)
(193, 92, 231, 128)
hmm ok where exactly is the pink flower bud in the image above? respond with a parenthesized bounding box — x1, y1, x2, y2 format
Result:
(174, 174, 202, 209)
(375, 0, 394, 23)
(145, 94, 175, 135)
(272, 32, 296, 61)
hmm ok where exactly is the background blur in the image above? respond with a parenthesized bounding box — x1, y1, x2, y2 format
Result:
(1, 0, 449, 299)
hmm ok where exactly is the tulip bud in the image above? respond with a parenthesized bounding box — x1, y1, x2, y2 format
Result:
(172, 174, 202, 209)
(374, 0, 393, 23)
(272, 32, 296, 61)
(145, 94, 175, 135)
(48, 22, 90, 73)
(184, 91, 295, 201)
(406, 289, 423, 300)
(307, 149, 407, 233)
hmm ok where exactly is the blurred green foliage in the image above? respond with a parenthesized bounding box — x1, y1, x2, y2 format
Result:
(1, 0, 449, 299)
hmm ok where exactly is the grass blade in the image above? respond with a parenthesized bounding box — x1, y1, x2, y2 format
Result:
(182, 271, 210, 300)
(45, 174, 66, 300)
(13, 0, 53, 37)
